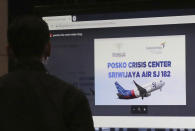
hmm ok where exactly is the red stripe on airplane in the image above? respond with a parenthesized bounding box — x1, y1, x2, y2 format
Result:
(131, 90, 136, 98)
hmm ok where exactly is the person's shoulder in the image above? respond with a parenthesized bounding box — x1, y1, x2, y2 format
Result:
(44, 74, 88, 109)
(43, 73, 84, 96)
(44, 73, 74, 89)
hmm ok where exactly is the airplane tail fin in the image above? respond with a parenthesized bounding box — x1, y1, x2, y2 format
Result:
(115, 81, 126, 95)
(133, 80, 147, 99)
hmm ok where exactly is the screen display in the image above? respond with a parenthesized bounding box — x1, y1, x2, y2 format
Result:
(95, 35, 185, 105)
(43, 9, 195, 128)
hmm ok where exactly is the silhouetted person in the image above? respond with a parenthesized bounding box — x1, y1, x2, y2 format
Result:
(0, 16, 94, 131)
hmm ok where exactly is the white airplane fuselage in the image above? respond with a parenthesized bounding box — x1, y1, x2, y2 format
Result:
(134, 80, 165, 98)
(144, 80, 165, 93)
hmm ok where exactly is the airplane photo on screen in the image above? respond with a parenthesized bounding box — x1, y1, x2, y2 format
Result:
(115, 80, 165, 99)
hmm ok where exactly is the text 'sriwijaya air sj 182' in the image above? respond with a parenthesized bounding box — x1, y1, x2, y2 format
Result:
(115, 80, 165, 99)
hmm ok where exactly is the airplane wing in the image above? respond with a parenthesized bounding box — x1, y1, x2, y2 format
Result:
(133, 80, 147, 99)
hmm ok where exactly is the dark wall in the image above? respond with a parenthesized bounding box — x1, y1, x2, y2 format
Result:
(36, 1, 195, 17)
(8, 0, 33, 22)
(9, 0, 195, 19)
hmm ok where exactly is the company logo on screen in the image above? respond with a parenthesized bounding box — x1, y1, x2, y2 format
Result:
(112, 52, 126, 57)
(146, 42, 165, 54)
(112, 43, 126, 57)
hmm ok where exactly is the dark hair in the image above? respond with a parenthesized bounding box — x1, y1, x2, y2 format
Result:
(7, 16, 50, 59)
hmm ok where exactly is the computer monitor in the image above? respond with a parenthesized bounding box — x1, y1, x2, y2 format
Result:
(42, 8, 195, 128)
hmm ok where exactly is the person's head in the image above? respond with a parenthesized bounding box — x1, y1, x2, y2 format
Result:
(7, 16, 50, 61)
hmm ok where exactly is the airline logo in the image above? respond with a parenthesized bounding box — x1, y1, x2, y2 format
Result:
(146, 42, 166, 54)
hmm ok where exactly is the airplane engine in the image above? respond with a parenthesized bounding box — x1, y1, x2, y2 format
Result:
(146, 93, 151, 97)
